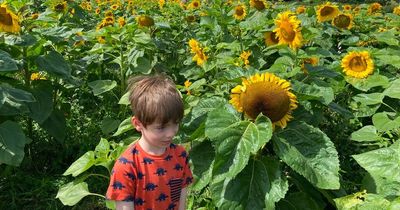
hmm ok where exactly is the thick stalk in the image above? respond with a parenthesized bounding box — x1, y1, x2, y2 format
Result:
(23, 47, 33, 140)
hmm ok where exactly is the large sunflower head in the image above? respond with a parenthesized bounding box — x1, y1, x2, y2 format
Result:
(273, 11, 303, 49)
(233, 4, 246, 20)
(316, 2, 339, 22)
(250, 0, 268, 11)
(136, 15, 154, 27)
(368, 3, 382, 15)
(229, 72, 298, 128)
(341, 51, 374, 78)
(332, 13, 353, 30)
(187, 0, 201, 10)
(264, 31, 279, 46)
(0, 3, 21, 33)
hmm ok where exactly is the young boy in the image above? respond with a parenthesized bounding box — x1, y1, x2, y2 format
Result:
(106, 74, 193, 210)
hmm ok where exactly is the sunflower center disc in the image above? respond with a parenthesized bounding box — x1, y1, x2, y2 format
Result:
(334, 15, 350, 28)
(281, 21, 296, 41)
(0, 11, 13, 25)
(242, 82, 290, 122)
(321, 6, 334, 16)
(349, 56, 367, 72)
(236, 7, 244, 16)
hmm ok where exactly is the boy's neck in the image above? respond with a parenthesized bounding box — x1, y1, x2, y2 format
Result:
(138, 138, 167, 156)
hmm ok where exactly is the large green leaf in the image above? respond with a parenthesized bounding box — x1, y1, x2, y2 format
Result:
(63, 151, 96, 177)
(211, 157, 288, 210)
(292, 81, 334, 105)
(353, 141, 400, 198)
(0, 50, 18, 72)
(36, 51, 71, 78)
(334, 192, 390, 210)
(273, 121, 340, 189)
(206, 106, 273, 183)
(28, 82, 53, 124)
(383, 79, 400, 99)
(56, 181, 92, 206)
(112, 117, 133, 136)
(190, 140, 215, 191)
(40, 109, 66, 143)
(0, 121, 27, 166)
(373, 29, 399, 46)
(276, 192, 323, 210)
(0, 85, 35, 116)
(352, 93, 384, 105)
(345, 74, 390, 92)
(88, 80, 117, 96)
(350, 126, 380, 142)
(372, 112, 400, 132)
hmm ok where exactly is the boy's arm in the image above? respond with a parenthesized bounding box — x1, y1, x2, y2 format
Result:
(116, 201, 134, 210)
(179, 187, 188, 210)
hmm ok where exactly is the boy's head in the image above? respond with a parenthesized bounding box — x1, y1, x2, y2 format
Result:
(128, 74, 184, 128)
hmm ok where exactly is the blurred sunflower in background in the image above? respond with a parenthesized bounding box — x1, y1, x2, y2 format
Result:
(239, 50, 251, 66)
(368, 3, 382, 15)
(332, 13, 353, 30)
(187, 0, 201, 10)
(51, 0, 68, 13)
(250, 0, 268, 11)
(188, 38, 208, 66)
(230, 72, 298, 129)
(233, 4, 246, 20)
(0, 3, 20, 33)
(316, 2, 339, 22)
(343, 4, 352, 11)
(341, 51, 374, 78)
(301, 57, 319, 74)
(273, 11, 303, 49)
(136, 15, 154, 27)
(264, 31, 279, 46)
(393, 5, 400, 15)
(296, 5, 306, 14)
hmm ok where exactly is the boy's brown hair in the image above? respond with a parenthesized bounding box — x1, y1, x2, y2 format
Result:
(127, 74, 184, 127)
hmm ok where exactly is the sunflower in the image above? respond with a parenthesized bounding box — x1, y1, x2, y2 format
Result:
(97, 36, 106, 44)
(240, 50, 251, 66)
(188, 38, 208, 66)
(296, 5, 306, 14)
(111, 4, 119, 10)
(233, 4, 246, 20)
(341, 51, 374, 78)
(137, 15, 154, 27)
(52, 1, 68, 13)
(95, 8, 100, 15)
(273, 11, 303, 49)
(393, 6, 400, 15)
(353, 6, 361, 15)
(250, 0, 268, 11)
(0, 3, 21, 33)
(31, 13, 39, 19)
(184, 80, 192, 95)
(187, 0, 201, 10)
(30, 72, 46, 81)
(368, 3, 381, 15)
(189, 39, 201, 53)
(159, 0, 165, 9)
(264, 31, 279, 46)
(316, 2, 339, 22)
(118, 17, 126, 27)
(343, 4, 352, 11)
(105, 10, 113, 17)
(229, 72, 298, 128)
(332, 13, 353, 30)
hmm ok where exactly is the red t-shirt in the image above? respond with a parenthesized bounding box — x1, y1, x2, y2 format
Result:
(106, 142, 193, 210)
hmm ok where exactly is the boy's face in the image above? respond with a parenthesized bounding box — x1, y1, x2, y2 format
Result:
(132, 117, 179, 150)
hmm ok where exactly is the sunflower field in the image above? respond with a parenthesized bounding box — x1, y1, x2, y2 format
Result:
(1, 0, 400, 209)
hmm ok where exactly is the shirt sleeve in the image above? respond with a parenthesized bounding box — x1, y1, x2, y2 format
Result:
(181, 148, 193, 189)
(106, 155, 136, 202)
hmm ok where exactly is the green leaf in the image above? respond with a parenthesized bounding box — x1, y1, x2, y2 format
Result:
(56, 181, 92, 206)
(0, 50, 18, 72)
(353, 141, 400, 198)
(375, 49, 400, 69)
(190, 140, 215, 191)
(383, 79, 400, 99)
(0, 121, 27, 166)
(206, 106, 273, 183)
(36, 51, 71, 78)
(345, 74, 389, 92)
(28, 82, 53, 124)
(88, 80, 117, 96)
(113, 117, 133, 136)
(373, 29, 399, 46)
(350, 102, 381, 118)
(101, 117, 120, 135)
(350, 126, 380, 142)
(273, 121, 340, 189)
(40, 109, 66, 143)
(63, 151, 95, 177)
(372, 112, 400, 132)
(292, 81, 334, 105)
(133, 57, 152, 74)
(334, 192, 390, 210)
(211, 157, 288, 210)
(276, 192, 323, 210)
(352, 93, 384, 105)
(118, 91, 130, 105)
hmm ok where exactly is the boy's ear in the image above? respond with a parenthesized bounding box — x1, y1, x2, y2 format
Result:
(131, 116, 142, 132)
